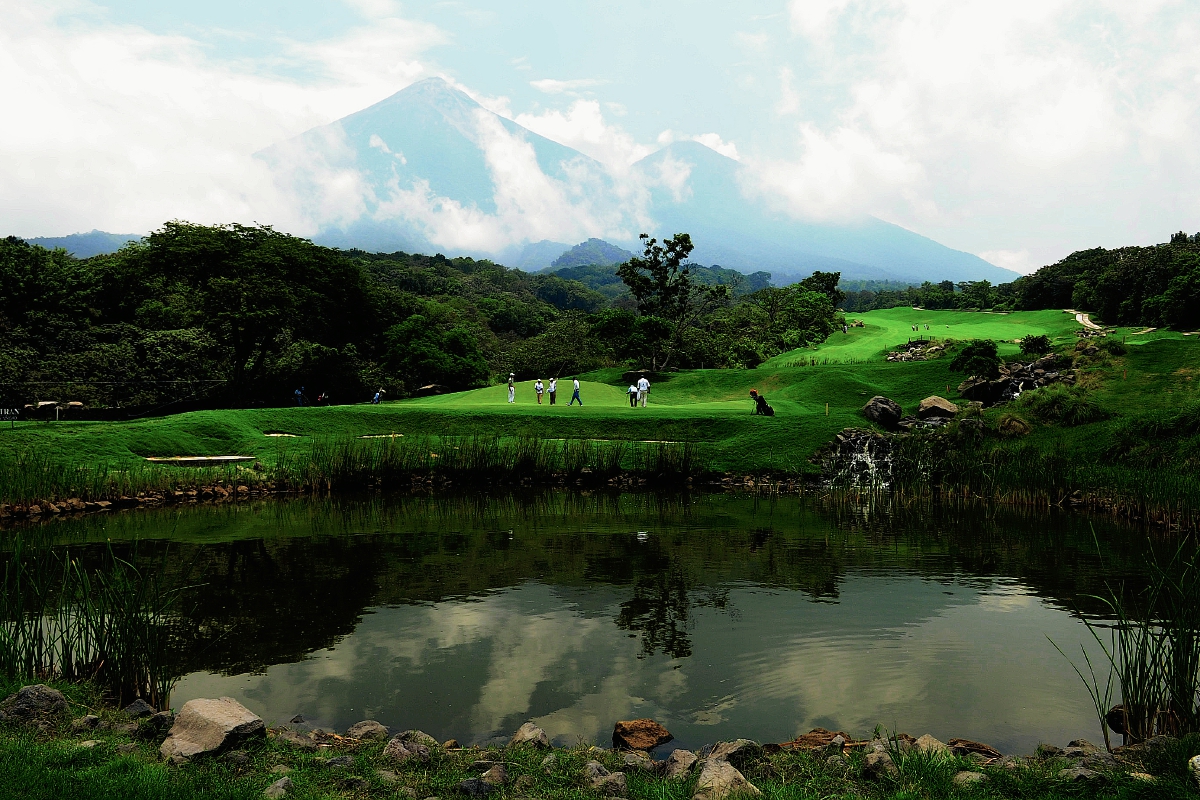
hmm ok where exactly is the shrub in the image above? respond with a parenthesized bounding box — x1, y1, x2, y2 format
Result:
(1017, 384, 1109, 426)
(997, 413, 1032, 437)
(949, 339, 1001, 379)
(1019, 334, 1052, 356)
(1099, 338, 1128, 356)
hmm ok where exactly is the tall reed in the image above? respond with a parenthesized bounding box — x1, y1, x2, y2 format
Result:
(0, 533, 184, 708)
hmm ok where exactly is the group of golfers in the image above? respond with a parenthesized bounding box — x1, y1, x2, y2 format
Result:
(506, 374, 651, 408)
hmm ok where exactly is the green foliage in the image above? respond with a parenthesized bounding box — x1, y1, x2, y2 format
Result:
(384, 316, 489, 391)
(1017, 384, 1110, 427)
(949, 339, 1002, 379)
(549, 237, 634, 268)
(1018, 334, 1052, 356)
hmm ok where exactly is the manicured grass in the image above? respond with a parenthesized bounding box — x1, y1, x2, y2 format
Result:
(764, 307, 1084, 366)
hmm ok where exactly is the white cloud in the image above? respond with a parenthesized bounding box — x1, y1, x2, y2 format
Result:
(515, 101, 652, 167)
(736, 31, 770, 50)
(0, 3, 444, 237)
(762, 0, 1200, 261)
(529, 78, 607, 95)
(978, 249, 1038, 275)
(657, 130, 741, 161)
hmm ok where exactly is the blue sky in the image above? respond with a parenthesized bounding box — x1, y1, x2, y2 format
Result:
(2, 1, 1198, 271)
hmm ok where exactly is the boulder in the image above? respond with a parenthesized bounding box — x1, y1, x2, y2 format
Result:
(917, 396, 958, 419)
(862, 751, 898, 781)
(0, 684, 68, 725)
(953, 771, 985, 787)
(71, 715, 101, 733)
(708, 739, 763, 770)
(480, 763, 508, 786)
(692, 759, 761, 800)
(613, 718, 673, 751)
(123, 699, 156, 719)
(263, 777, 292, 799)
(862, 396, 903, 429)
(392, 729, 439, 748)
(582, 760, 628, 795)
(382, 738, 430, 764)
(948, 738, 1002, 759)
(540, 753, 558, 774)
(622, 751, 657, 772)
(136, 711, 176, 741)
(508, 721, 549, 748)
(159, 697, 265, 764)
(459, 778, 492, 798)
(276, 729, 317, 751)
(1058, 766, 1102, 783)
(1189, 755, 1200, 787)
(915, 734, 949, 755)
(345, 720, 388, 741)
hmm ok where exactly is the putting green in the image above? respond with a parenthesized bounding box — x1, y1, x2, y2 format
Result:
(764, 307, 1084, 366)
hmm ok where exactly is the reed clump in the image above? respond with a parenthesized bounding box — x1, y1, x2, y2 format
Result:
(0, 533, 183, 708)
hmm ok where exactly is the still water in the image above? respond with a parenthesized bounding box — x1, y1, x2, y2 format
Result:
(40, 493, 1151, 755)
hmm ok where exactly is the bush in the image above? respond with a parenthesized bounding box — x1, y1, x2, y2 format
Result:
(1017, 384, 1109, 426)
(949, 339, 1001, 379)
(997, 413, 1032, 437)
(1019, 334, 1052, 356)
(1099, 338, 1128, 356)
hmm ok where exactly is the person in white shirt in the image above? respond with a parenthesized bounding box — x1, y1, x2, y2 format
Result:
(548, 377, 557, 405)
(636, 376, 650, 407)
(569, 377, 582, 406)
(535, 379, 544, 404)
(627, 384, 638, 408)
(507, 373, 515, 404)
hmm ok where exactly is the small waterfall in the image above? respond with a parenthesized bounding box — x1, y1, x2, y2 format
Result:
(823, 429, 895, 489)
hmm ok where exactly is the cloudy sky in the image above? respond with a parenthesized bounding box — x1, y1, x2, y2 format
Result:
(3, 0, 1198, 271)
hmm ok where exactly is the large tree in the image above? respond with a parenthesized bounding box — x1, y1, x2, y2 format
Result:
(616, 233, 729, 370)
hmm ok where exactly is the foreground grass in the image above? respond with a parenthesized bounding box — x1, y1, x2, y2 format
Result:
(2, 714, 1197, 800)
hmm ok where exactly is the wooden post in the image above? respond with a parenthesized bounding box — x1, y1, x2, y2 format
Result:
(825, 403, 829, 417)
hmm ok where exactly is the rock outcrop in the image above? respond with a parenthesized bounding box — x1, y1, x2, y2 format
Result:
(159, 697, 265, 763)
(917, 396, 958, 419)
(862, 396, 903, 429)
(692, 758, 761, 800)
(509, 721, 549, 748)
(613, 718, 673, 751)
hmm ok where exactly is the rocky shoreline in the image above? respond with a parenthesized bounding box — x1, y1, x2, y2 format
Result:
(3, 684, 1198, 799)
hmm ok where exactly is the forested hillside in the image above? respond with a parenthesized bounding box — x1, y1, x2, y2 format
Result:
(0, 223, 838, 410)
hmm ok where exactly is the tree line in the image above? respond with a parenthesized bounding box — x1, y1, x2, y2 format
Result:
(841, 232, 1200, 328)
(0, 223, 840, 409)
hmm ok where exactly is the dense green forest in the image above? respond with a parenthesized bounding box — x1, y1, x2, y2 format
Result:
(841, 232, 1200, 324)
(0, 223, 836, 410)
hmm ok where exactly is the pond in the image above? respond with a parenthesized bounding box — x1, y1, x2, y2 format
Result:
(23, 493, 1151, 755)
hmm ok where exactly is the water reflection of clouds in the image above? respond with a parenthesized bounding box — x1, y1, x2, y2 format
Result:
(174, 576, 1105, 755)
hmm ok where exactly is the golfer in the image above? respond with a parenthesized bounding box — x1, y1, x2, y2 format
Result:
(627, 383, 638, 407)
(548, 377, 557, 405)
(636, 376, 650, 407)
(507, 373, 515, 404)
(535, 379, 545, 404)
(569, 377, 582, 406)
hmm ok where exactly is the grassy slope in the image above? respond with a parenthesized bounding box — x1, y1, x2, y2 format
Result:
(0, 310, 1195, 479)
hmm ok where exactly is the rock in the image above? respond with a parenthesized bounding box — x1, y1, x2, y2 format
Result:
(136, 711, 176, 741)
(508, 721, 549, 748)
(263, 777, 292, 799)
(382, 738, 430, 764)
(1036, 743, 1063, 758)
(72, 715, 101, 733)
(159, 697, 265, 764)
(862, 751, 898, 781)
(481, 764, 508, 786)
(582, 762, 628, 796)
(275, 729, 317, 751)
(917, 395, 958, 419)
(613, 718, 673, 751)
(1066, 738, 1100, 754)
(540, 753, 558, 774)
(345, 719, 388, 741)
(915, 734, 949, 755)
(692, 758, 761, 800)
(948, 738, 1002, 759)
(862, 396, 903, 429)
(0, 684, 68, 724)
(708, 739, 763, 770)
(1058, 766, 1102, 783)
(443, 739, 459, 749)
(78, 740, 100, 749)
(123, 698, 156, 719)
(471, 760, 497, 772)
(513, 774, 536, 791)
(289, 715, 306, 724)
(826, 754, 846, 768)
(622, 751, 657, 772)
(953, 771, 985, 787)
(117, 743, 138, 754)
(582, 760, 610, 781)
(458, 778, 491, 798)
(1190, 754, 1200, 786)
(271, 765, 293, 775)
(662, 748, 700, 777)
(994, 755, 1023, 770)
(392, 729, 439, 748)
(336, 777, 368, 791)
(323, 755, 354, 768)
(225, 750, 251, 765)
(1105, 705, 1128, 735)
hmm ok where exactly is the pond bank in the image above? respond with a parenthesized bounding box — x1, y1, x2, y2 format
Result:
(3, 683, 1197, 800)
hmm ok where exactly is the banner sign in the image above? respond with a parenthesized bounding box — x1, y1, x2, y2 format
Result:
(0, 408, 20, 421)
